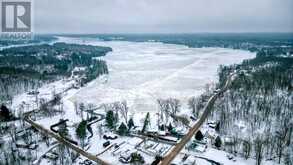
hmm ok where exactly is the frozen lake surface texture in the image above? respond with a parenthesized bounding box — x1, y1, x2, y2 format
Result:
(59, 37, 255, 113)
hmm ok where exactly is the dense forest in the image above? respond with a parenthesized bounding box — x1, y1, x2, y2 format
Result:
(65, 33, 293, 51)
(0, 35, 56, 47)
(196, 46, 293, 164)
(0, 42, 112, 102)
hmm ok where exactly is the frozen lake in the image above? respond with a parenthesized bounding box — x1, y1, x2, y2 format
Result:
(58, 37, 255, 113)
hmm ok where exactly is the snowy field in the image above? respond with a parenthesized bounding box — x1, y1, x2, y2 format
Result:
(58, 37, 255, 114)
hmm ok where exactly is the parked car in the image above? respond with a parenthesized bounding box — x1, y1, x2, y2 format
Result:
(190, 116, 197, 121)
(103, 141, 110, 148)
(119, 156, 131, 164)
(103, 134, 118, 140)
(226, 154, 234, 160)
(79, 159, 93, 165)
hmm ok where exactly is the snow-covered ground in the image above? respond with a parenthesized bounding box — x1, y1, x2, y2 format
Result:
(11, 78, 76, 113)
(171, 122, 277, 165)
(9, 37, 259, 165)
(174, 147, 276, 165)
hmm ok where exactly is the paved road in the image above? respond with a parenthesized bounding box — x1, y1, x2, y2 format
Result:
(159, 73, 235, 165)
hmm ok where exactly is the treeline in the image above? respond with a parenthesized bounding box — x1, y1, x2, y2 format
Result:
(218, 51, 293, 91)
(71, 33, 293, 51)
(0, 42, 112, 102)
(0, 35, 55, 46)
(86, 60, 108, 82)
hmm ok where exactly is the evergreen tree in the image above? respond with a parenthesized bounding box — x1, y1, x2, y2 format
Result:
(167, 123, 173, 132)
(127, 118, 134, 130)
(215, 136, 222, 148)
(76, 120, 87, 139)
(0, 105, 11, 120)
(118, 122, 128, 135)
(152, 155, 163, 165)
(142, 112, 150, 133)
(195, 130, 204, 141)
(130, 152, 145, 164)
(76, 120, 87, 148)
(106, 110, 115, 129)
(159, 124, 165, 131)
(215, 122, 220, 132)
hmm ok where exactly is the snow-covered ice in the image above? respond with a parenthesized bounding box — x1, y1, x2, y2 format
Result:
(58, 37, 255, 114)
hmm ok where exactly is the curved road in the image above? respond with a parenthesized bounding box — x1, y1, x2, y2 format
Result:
(23, 92, 110, 165)
(24, 114, 110, 165)
(159, 73, 235, 165)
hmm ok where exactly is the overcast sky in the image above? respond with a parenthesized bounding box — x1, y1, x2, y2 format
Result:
(34, 0, 293, 33)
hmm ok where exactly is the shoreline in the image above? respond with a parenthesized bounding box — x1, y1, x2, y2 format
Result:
(11, 37, 256, 128)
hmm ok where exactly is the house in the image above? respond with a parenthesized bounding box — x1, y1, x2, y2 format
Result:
(158, 130, 167, 136)
(207, 121, 217, 129)
(223, 136, 236, 146)
(187, 140, 207, 153)
(27, 90, 40, 95)
(203, 129, 217, 140)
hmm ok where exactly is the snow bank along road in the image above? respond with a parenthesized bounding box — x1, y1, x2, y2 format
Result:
(159, 73, 235, 165)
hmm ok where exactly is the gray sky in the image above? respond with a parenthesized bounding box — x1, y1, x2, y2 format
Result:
(34, 0, 293, 33)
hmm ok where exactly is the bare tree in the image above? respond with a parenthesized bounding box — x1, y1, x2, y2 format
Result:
(86, 103, 95, 119)
(102, 103, 112, 113)
(157, 99, 169, 124)
(276, 120, 290, 163)
(120, 101, 129, 123)
(188, 97, 198, 117)
(173, 115, 190, 127)
(168, 98, 181, 116)
(254, 136, 264, 165)
(98, 124, 103, 139)
(79, 103, 85, 120)
(242, 140, 251, 159)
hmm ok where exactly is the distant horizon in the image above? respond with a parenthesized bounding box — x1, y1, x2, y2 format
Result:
(36, 32, 293, 35)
